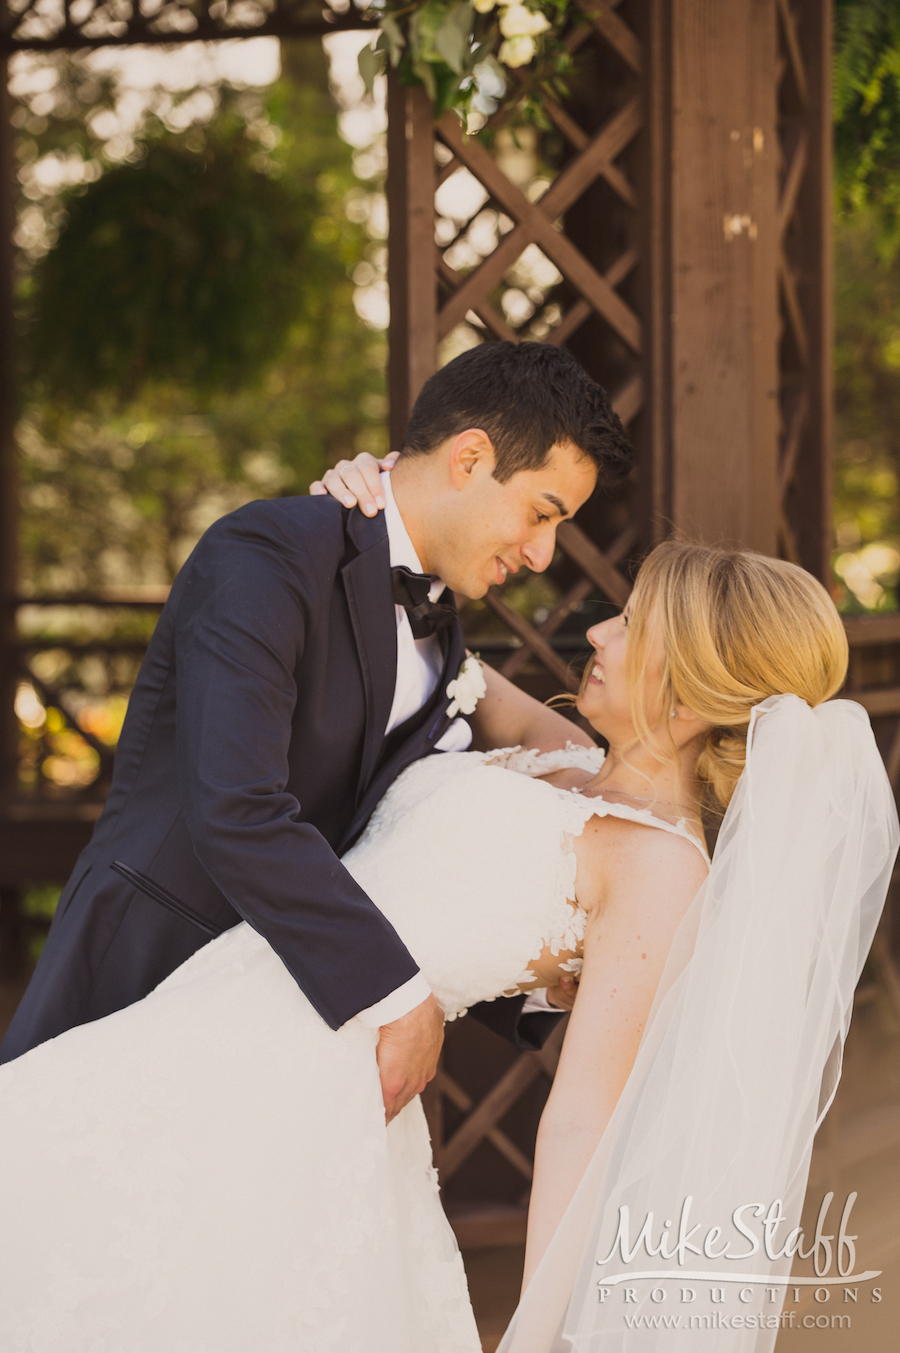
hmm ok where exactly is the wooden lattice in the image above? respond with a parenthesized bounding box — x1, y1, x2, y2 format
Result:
(428, 0, 644, 696)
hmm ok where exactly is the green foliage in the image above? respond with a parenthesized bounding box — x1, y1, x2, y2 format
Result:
(833, 214, 900, 610)
(835, 0, 900, 256)
(831, 4, 900, 609)
(359, 0, 576, 126)
(24, 111, 321, 402)
(16, 41, 389, 594)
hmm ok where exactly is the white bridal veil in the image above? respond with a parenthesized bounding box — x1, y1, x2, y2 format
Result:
(497, 695, 899, 1352)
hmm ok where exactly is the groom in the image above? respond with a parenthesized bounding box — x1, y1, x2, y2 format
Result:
(1, 341, 631, 1120)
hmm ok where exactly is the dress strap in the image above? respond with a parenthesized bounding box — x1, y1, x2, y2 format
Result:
(572, 792, 710, 862)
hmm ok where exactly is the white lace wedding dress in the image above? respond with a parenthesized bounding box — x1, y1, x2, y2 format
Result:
(0, 745, 705, 1353)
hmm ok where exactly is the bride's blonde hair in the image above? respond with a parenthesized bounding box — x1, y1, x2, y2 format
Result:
(626, 541, 849, 812)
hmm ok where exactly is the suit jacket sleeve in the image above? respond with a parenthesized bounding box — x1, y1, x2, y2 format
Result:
(173, 500, 421, 1031)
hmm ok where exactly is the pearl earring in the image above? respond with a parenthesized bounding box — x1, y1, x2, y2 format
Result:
(670, 708, 677, 718)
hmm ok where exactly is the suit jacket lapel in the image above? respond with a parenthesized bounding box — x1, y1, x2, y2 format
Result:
(341, 510, 397, 803)
(338, 603, 468, 853)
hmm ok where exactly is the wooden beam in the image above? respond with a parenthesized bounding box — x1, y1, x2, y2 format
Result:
(849, 690, 900, 719)
(436, 1052, 543, 1181)
(386, 77, 437, 450)
(445, 1202, 529, 1250)
(844, 616, 900, 648)
(482, 591, 575, 689)
(556, 522, 632, 606)
(664, 0, 780, 551)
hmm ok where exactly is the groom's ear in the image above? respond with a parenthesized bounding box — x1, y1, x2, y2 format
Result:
(447, 428, 496, 490)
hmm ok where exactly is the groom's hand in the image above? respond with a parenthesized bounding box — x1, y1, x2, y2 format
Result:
(546, 975, 579, 1011)
(376, 993, 445, 1124)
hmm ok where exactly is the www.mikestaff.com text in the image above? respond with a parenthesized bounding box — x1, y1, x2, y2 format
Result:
(621, 1312, 852, 1330)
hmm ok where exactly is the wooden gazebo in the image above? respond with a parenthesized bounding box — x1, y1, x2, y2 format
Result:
(0, 0, 898, 1247)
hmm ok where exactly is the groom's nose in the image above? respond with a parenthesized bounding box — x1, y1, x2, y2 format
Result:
(520, 527, 556, 574)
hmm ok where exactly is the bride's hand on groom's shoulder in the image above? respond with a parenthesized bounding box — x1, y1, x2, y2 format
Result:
(309, 451, 400, 517)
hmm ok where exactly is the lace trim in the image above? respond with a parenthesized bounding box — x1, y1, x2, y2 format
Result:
(569, 792, 710, 861)
(483, 740, 606, 777)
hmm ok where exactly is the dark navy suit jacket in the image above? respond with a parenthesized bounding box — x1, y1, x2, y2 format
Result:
(1, 496, 548, 1063)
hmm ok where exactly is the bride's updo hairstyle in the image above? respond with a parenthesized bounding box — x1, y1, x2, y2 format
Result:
(626, 541, 849, 811)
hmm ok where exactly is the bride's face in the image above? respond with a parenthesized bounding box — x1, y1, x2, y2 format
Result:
(575, 597, 665, 744)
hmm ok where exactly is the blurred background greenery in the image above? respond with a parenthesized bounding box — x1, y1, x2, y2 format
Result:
(834, 0, 900, 610)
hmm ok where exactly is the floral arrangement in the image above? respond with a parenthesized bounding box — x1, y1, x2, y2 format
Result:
(358, 0, 577, 127)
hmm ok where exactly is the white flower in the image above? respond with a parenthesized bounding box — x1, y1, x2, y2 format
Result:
(471, 89, 499, 116)
(498, 34, 537, 66)
(499, 5, 550, 38)
(446, 655, 487, 718)
(472, 0, 498, 11)
(473, 57, 507, 101)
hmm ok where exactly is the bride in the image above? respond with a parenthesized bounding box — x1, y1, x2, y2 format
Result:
(0, 537, 895, 1353)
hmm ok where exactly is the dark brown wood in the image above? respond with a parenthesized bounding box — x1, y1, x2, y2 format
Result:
(845, 616, 900, 647)
(576, 0, 643, 72)
(437, 1053, 543, 1181)
(445, 1202, 528, 1249)
(438, 1070, 534, 1180)
(387, 77, 437, 449)
(0, 809, 99, 886)
(850, 690, 900, 720)
(664, 0, 780, 551)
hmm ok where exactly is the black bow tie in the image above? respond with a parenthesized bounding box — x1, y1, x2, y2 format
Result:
(391, 565, 457, 640)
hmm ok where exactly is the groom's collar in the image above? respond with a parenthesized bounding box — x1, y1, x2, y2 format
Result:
(381, 471, 447, 603)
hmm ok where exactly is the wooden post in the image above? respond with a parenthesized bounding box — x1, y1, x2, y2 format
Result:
(647, 0, 780, 551)
(0, 58, 17, 803)
(386, 76, 437, 450)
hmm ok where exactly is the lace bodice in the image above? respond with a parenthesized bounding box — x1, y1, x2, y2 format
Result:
(342, 743, 707, 1020)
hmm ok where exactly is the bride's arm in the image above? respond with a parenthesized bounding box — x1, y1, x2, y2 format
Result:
(469, 661, 595, 755)
(522, 818, 708, 1290)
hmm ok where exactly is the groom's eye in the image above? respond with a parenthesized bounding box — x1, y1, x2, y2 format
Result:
(535, 512, 550, 524)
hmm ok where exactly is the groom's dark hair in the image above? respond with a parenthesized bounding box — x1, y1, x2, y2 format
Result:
(402, 341, 632, 485)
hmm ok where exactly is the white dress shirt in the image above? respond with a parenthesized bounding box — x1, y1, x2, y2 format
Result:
(354, 474, 471, 1029)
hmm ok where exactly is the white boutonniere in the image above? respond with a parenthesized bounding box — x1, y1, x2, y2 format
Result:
(446, 655, 487, 719)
